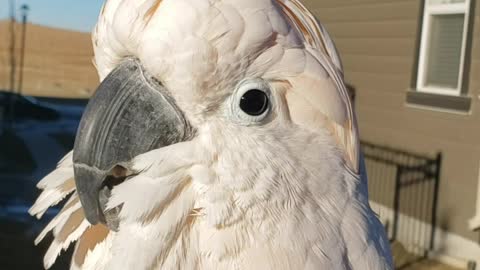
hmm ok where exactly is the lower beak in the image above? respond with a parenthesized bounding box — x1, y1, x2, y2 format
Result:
(73, 59, 193, 230)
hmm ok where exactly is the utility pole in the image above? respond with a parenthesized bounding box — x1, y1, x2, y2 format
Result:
(18, 4, 29, 96)
(9, 0, 16, 94)
(7, 0, 17, 127)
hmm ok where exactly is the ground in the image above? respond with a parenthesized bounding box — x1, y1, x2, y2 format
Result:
(401, 261, 464, 270)
(392, 242, 464, 270)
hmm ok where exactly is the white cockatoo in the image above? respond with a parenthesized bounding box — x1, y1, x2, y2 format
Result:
(30, 0, 393, 269)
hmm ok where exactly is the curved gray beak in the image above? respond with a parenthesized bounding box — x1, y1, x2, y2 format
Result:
(73, 59, 193, 230)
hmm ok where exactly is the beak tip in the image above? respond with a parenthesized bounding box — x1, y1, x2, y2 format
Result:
(73, 164, 106, 226)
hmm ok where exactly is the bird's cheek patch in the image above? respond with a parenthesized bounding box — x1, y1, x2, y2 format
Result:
(285, 75, 358, 172)
(288, 75, 347, 125)
(285, 89, 329, 132)
(284, 79, 356, 170)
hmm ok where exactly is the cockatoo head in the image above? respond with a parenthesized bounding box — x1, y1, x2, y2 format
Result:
(74, 0, 359, 232)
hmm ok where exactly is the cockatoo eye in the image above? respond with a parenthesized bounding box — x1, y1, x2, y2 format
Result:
(229, 78, 272, 125)
(240, 89, 269, 116)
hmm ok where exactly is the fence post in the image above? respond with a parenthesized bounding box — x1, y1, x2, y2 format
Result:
(392, 166, 403, 242)
(429, 153, 442, 250)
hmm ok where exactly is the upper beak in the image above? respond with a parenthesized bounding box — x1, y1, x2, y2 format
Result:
(73, 58, 193, 230)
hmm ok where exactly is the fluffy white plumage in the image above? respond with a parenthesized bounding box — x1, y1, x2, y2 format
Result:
(30, 0, 393, 269)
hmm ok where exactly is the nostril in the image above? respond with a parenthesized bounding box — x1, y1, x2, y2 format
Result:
(103, 165, 129, 190)
(98, 165, 131, 232)
(111, 165, 128, 178)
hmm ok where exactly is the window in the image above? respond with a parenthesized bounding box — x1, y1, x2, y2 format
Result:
(416, 0, 471, 96)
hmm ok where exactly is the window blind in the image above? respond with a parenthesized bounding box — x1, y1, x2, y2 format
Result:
(428, 0, 465, 5)
(425, 14, 465, 90)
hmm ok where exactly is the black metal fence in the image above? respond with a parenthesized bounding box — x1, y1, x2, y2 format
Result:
(361, 141, 442, 260)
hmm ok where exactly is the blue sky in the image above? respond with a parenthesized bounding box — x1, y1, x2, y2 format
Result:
(0, 0, 104, 32)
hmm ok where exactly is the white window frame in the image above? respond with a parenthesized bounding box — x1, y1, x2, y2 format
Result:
(416, 0, 471, 96)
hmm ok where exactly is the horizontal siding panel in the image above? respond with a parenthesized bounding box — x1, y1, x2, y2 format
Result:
(346, 72, 411, 93)
(469, 58, 480, 90)
(309, 1, 420, 23)
(355, 90, 406, 112)
(342, 54, 414, 74)
(325, 20, 419, 39)
(358, 106, 480, 144)
(304, 0, 418, 9)
(343, 69, 413, 97)
(335, 38, 416, 57)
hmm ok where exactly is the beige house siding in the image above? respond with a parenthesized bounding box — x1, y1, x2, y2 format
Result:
(304, 0, 480, 242)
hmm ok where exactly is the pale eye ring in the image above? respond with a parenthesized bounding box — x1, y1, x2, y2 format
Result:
(228, 78, 273, 125)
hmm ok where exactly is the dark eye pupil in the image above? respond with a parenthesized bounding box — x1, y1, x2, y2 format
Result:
(240, 89, 269, 116)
